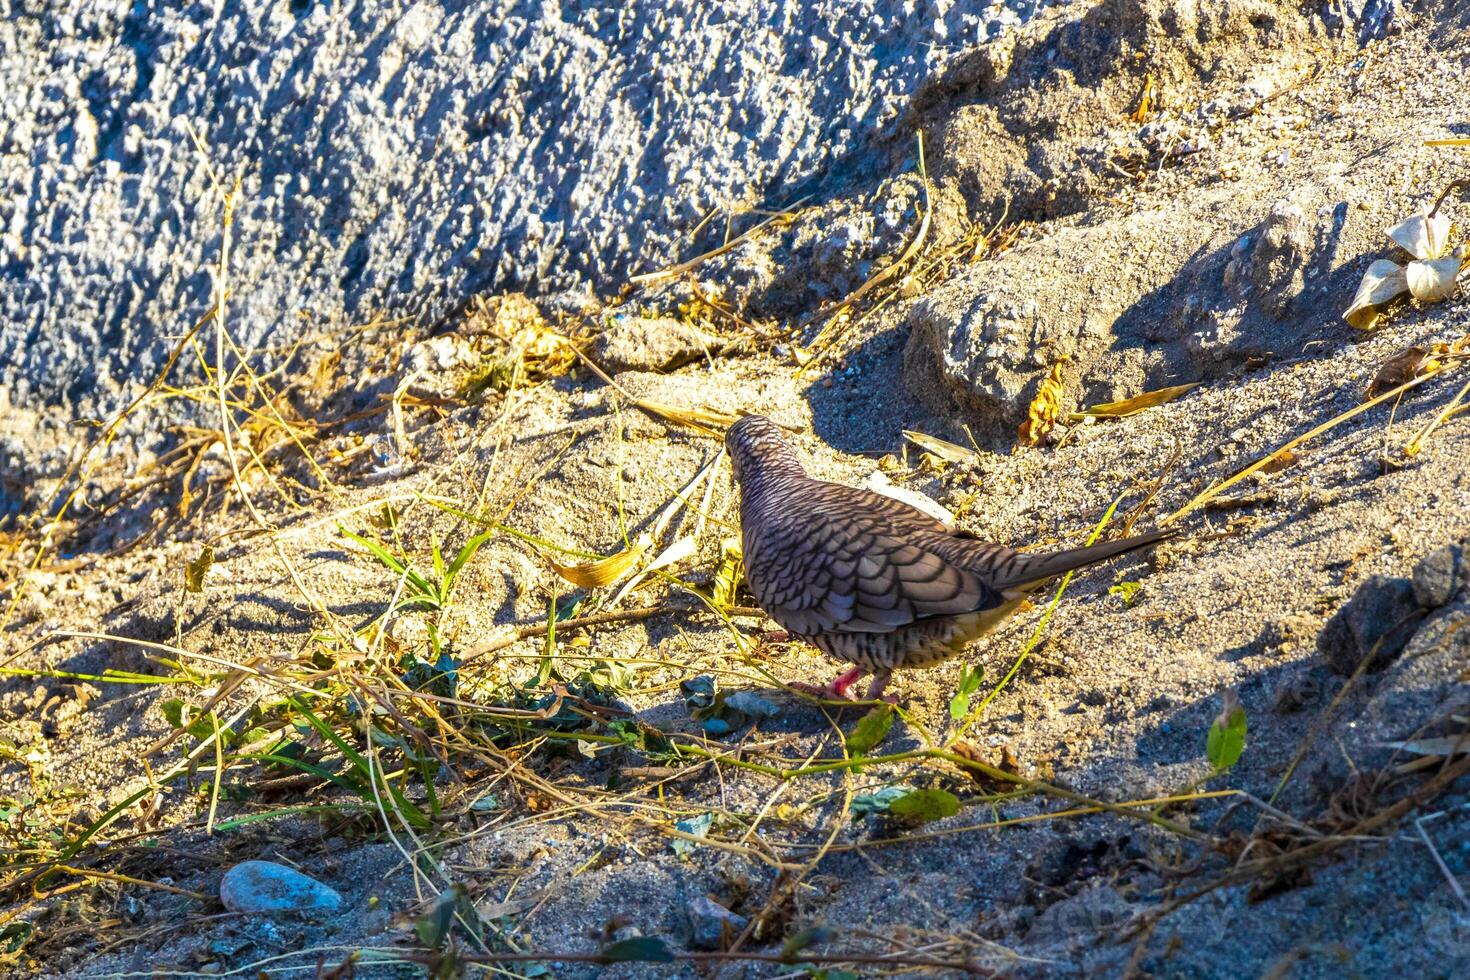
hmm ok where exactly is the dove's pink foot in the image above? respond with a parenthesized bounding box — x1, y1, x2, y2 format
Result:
(790, 666, 867, 701)
(864, 670, 898, 704)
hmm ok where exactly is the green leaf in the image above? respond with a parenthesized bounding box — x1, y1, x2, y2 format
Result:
(1207, 694, 1248, 772)
(184, 545, 214, 593)
(948, 665, 984, 720)
(1109, 581, 1142, 606)
(430, 530, 446, 589)
(414, 884, 467, 951)
(671, 811, 713, 858)
(444, 528, 497, 593)
(340, 526, 439, 608)
(340, 526, 407, 575)
(161, 698, 186, 729)
(850, 785, 910, 817)
(534, 593, 560, 688)
(845, 704, 894, 757)
(781, 924, 835, 959)
(887, 788, 961, 823)
(598, 936, 674, 963)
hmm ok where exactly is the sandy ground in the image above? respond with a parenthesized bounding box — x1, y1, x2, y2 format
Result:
(3, 1, 1470, 977)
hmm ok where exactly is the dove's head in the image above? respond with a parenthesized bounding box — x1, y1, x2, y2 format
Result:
(724, 414, 804, 490)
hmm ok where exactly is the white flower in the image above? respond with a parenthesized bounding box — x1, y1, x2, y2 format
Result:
(1344, 211, 1465, 330)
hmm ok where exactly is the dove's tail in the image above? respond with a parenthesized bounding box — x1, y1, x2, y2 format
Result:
(990, 528, 1176, 597)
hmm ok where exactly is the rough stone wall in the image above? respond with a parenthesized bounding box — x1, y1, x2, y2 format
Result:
(0, 0, 1038, 416)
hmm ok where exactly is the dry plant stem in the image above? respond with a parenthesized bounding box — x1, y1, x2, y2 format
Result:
(1405, 373, 1470, 454)
(948, 493, 1122, 742)
(672, 743, 1200, 839)
(566, 343, 734, 436)
(629, 199, 808, 286)
(1266, 618, 1419, 807)
(1134, 749, 1470, 941)
(801, 790, 1237, 854)
(459, 603, 767, 665)
(1161, 363, 1457, 524)
(800, 132, 932, 368)
(406, 948, 997, 974)
(0, 299, 219, 653)
(51, 865, 208, 902)
(1428, 177, 1470, 218)
(1416, 814, 1470, 912)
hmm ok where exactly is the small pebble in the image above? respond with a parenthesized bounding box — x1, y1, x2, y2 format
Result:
(219, 860, 343, 915)
(1411, 544, 1465, 609)
(688, 895, 748, 950)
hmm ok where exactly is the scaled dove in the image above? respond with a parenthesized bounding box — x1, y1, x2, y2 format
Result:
(726, 415, 1172, 701)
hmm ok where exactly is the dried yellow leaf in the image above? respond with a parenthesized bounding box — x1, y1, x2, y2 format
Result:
(1070, 382, 1199, 420)
(1017, 362, 1067, 447)
(1130, 74, 1156, 124)
(548, 536, 648, 589)
(184, 545, 214, 593)
(711, 537, 743, 612)
(1344, 258, 1410, 330)
(902, 430, 980, 464)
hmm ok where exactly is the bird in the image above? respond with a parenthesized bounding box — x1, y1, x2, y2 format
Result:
(725, 414, 1173, 702)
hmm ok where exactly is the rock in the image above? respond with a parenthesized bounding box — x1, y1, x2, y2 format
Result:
(1027, 884, 1134, 947)
(904, 211, 1183, 431)
(219, 861, 343, 915)
(687, 895, 748, 950)
(1272, 671, 1327, 714)
(593, 315, 717, 374)
(1317, 576, 1424, 676)
(1223, 198, 1314, 317)
(10, 1, 1056, 445)
(1411, 544, 1466, 609)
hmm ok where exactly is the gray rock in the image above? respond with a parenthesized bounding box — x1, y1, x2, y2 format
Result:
(219, 860, 343, 915)
(687, 895, 748, 950)
(0, 0, 1051, 437)
(1317, 576, 1424, 676)
(1411, 544, 1466, 609)
(593, 316, 717, 374)
(1223, 197, 1315, 317)
(1027, 884, 1134, 948)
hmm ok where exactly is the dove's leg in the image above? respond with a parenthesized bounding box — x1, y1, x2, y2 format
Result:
(791, 666, 866, 701)
(864, 670, 896, 704)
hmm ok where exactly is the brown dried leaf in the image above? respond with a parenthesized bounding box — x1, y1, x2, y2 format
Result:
(184, 545, 214, 593)
(951, 739, 1025, 790)
(1366, 347, 1441, 400)
(1259, 449, 1299, 474)
(1016, 361, 1067, 447)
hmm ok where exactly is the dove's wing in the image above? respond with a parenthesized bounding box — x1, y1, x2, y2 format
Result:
(742, 483, 1006, 636)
